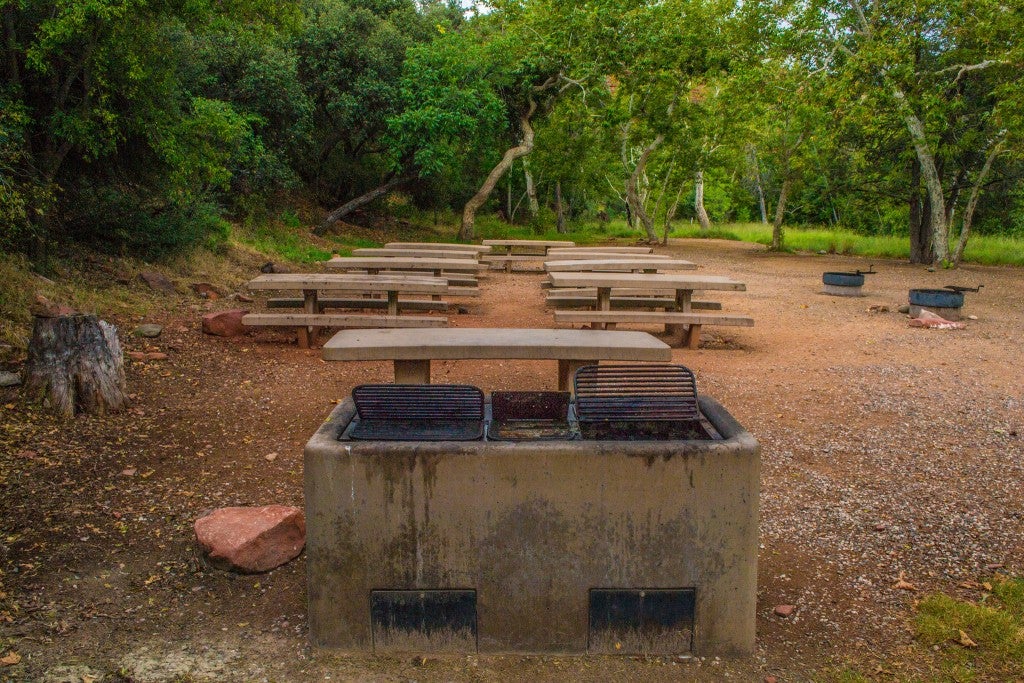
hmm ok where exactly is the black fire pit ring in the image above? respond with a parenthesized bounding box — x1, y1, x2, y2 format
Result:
(909, 288, 965, 309)
(823, 271, 865, 287)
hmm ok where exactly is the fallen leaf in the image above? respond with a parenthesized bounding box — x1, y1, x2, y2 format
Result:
(893, 571, 916, 591)
(982, 582, 993, 591)
(82, 675, 98, 683)
(144, 575, 160, 585)
(0, 652, 21, 665)
(958, 630, 977, 648)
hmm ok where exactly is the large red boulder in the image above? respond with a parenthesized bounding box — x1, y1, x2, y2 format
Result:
(194, 505, 305, 573)
(201, 309, 248, 337)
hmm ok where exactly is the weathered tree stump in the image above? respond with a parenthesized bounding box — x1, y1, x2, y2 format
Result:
(24, 314, 129, 418)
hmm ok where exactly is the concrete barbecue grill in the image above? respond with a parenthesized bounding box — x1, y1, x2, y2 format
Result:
(303, 364, 759, 656)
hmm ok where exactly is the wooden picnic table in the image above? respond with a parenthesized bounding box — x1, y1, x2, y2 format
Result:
(321, 327, 672, 390)
(245, 273, 449, 348)
(544, 258, 696, 273)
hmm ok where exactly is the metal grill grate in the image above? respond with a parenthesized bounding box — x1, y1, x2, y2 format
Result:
(574, 365, 699, 422)
(349, 384, 484, 441)
(574, 365, 708, 441)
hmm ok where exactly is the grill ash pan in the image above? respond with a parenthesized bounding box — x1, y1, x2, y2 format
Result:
(574, 364, 713, 440)
(487, 391, 573, 441)
(348, 384, 484, 441)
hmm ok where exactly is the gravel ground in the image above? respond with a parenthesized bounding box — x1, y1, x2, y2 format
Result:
(0, 238, 1021, 682)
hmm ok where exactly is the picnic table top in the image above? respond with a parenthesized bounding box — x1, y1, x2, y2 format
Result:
(352, 248, 478, 259)
(481, 239, 576, 248)
(321, 327, 672, 362)
(544, 258, 696, 272)
(548, 272, 746, 291)
(547, 246, 654, 254)
(324, 256, 485, 272)
(246, 273, 449, 294)
(385, 242, 491, 253)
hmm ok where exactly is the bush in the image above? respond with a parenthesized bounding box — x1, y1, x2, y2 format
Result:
(64, 184, 231, 257)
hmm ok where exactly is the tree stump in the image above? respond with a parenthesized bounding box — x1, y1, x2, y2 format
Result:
(24, 314, 129, 418)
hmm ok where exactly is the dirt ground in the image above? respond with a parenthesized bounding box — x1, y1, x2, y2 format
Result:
(1, 239, 1022, 682)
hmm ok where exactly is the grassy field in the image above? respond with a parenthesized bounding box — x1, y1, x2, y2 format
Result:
(666, 222, 1024, 267)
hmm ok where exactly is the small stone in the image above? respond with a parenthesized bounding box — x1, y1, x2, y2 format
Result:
(898, 304, 911, 314)
(145, 352, 168, 361)
(30, 295, 76, 318)
(874, 522, 888, 531)
(201, 309, 248, 337)
(773, 604, 795, 617)
(140, 270, 176, 294)
(191, 283, 223, 300)
(967, 315, 978, 320)
(817, 250, 827, 255)
(265, 453, 278, 462)
(231, 293, 254, 303)
(765, 677, 778, 683)
(0, 371, 20, 387)
(135, 324, 163, 338)
(194, 505, 306, 573)
(260, 262, 291, 274)
(121, 468, 137, 476)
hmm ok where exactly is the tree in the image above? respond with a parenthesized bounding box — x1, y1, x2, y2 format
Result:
(803, 0, 1024, 265)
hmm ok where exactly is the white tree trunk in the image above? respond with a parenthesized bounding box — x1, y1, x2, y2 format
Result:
(524, 158, 539, 218)
(953, 138, 1005, 265)
(894, 88, 949, 264)
(461, 100, 539, 240)
(626, 134, 664, 243)
(694, 169, 711, 231)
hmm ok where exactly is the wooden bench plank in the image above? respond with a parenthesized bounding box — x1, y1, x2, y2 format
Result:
(243, 314, 448, 328)
(448, 286, 481, 297)
(554, 311, 753, 349)
(267, 297, 448, 312)
(324, 257, 486, 273)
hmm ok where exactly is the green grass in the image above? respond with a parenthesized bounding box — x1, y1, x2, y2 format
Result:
(914, 577, 1024, 681)
(663, 222, 1024, 266)
(234, 223, 379, 263)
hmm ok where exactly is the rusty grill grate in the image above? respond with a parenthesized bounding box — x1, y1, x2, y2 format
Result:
(349, 384, 484, 441)
(574, 365, 708, 440)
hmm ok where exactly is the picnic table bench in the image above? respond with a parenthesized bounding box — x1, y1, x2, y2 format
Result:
(544, 258, 696, 273)
(481, 239, 577, 272)
(352, 248, 480, 259)
(324, 256, 485, 297)
(547, 272, 752, 348)
(321, 327, 672, 390)
(546, 246, 654, 255)
(245, 273, 449, 348)
(385, 242, 491, 253)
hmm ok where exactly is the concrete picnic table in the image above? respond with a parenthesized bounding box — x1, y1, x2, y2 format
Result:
(245, 273, 449, 347)
(546, 246, 654, 255)
(385, 242, 491, 253)
(352, 248, 479, 259)
(320, 327, 672, 390)
(324, 256, 486, 274)
(544, 258, 696, 273)
(548, 272, 745, 311)
(482, 239, 576, 255)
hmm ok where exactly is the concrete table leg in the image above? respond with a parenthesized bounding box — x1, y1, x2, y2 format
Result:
(394, 359, 431, 384)
(558, 359, 589, 392)
(387, 291, 399, 316)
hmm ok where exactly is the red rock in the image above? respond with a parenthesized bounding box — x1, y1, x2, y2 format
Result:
(140, 271, 176, 294)
(194, 505, 305, 573)
(191, 282, 223, 299)
(765, 677, 779, 683)
(128, 351, 148, 361)
(201, 309, 248, 337)
(773, 604, 795, 617)
(145, 352, 168, 361)
(30, 295, 77, 318)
